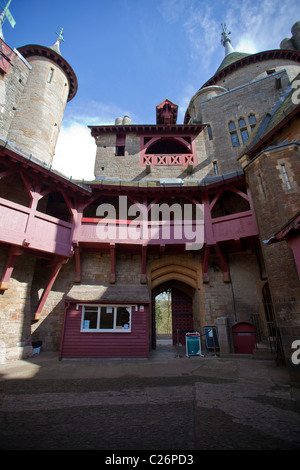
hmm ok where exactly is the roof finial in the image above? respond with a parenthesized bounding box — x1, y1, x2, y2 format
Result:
(221, 23, 234, 56)
(50, 27, 64, 55)
(56, 27, 64, 44)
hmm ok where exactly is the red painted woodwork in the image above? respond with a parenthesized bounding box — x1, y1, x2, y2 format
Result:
(60, 304, 149, 359)
(0, 39, 13, 74)
(78, 211, 258, 248)
(140, 134, 198, 168)
(0, 246, 23, 290)
(79, 218, 202, 246)
(156, 99, 178, 125)
(232, 322, 257, 354)
(141, 154, 195, 167)
(172, 289, 193, 346)
(34, 259, 68, 319)
(0, 197, 73, 257)
(211, 211, 258, 243)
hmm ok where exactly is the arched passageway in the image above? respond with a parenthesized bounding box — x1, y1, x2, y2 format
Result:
(152, 280, 195, 349)
(148, 255, 200, 350)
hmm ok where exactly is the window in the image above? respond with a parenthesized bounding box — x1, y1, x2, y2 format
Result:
(248, 114, 256, 130)
(228, 121, 240, 147)
(281, 164, 291, 190)
(47, 67, 54, 83)
(81, 305, 131, 332)
(238, 117, 249, 144)
(258, 174, 266, 199)
(207, 124, 213, 140)
(116, 134, 126, 156)
(213, 161, 218, 175)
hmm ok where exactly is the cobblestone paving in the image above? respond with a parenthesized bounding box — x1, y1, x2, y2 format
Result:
(0, 352, 299, 450)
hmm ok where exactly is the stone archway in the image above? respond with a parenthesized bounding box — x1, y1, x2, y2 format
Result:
(148, 255, 201, 349)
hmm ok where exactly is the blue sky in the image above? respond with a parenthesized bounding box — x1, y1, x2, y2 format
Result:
(1, 0, 299, 179)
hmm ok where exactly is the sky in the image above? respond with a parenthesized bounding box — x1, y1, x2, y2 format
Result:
(1, 0, 299, 180)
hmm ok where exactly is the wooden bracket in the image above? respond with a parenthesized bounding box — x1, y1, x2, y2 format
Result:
(0, 246, 23, 291)
(73, 241, 81, 283)
(34, 258, 68, 319)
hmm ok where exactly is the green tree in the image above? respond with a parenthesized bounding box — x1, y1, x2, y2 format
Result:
(155, 290, 172, 334)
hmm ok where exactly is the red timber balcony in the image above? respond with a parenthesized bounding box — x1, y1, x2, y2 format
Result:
(77, 217, 203, 248)
(210, 210, 258, 244)
(0, 141, 91, 260)
(76, 180, 259, 250)
(0, 197, 73, 257)
(139, 134, 198, 169)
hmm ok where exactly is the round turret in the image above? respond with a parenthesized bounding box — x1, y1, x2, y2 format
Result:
(7, 31, 77, 166)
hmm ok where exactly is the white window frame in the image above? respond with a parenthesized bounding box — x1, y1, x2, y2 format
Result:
(80, 304, 132, 333)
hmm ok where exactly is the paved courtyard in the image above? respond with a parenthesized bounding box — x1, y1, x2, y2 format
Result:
(0, 345, 299, 451)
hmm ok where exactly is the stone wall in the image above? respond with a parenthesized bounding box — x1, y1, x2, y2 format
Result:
(7, 56, 70, 165)
(192, 71, 291, 175)
(147, 250, 265, 353)
(0, 248, 36, 361)
(243, 142, 300, 383)
(213, 58, 300, 90)
(0, 47, 31, 141)
(94, 131, 213, 181)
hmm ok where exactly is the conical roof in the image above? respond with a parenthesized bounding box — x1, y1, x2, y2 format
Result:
(17, 28, 78, 102)
(215, 51, 250, 73)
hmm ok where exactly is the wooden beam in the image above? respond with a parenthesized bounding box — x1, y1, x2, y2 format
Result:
(0, 246, 23, 291)
(73, 242, 81, 283)
(34, 258, 68, 319)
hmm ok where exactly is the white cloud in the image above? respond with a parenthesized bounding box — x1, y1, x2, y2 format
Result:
(53, 124, 96, 181)
(52, 96, 141, 182)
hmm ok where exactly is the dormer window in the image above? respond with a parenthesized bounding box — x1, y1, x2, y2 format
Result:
(156, 99, 178, 125)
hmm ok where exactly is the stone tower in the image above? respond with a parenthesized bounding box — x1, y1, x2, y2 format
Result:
(7, 29, 77, 165)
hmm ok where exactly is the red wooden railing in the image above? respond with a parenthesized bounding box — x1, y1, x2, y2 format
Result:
(0, 197, 73, 257)
(141, 154, 195, 166)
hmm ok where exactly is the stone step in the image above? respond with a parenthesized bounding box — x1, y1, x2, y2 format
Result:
(252, 348, 275, 360)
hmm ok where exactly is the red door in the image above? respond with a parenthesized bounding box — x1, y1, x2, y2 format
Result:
(172, 289, 193, 346)
(232, 322, 257, 354)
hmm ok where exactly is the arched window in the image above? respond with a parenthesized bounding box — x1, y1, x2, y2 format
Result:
(228, 121, 240, 147)
(248, 114, 256, 130)
(238, 117, 249, 144)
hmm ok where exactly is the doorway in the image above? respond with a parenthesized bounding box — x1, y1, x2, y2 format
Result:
(152, 283, 194, 349)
